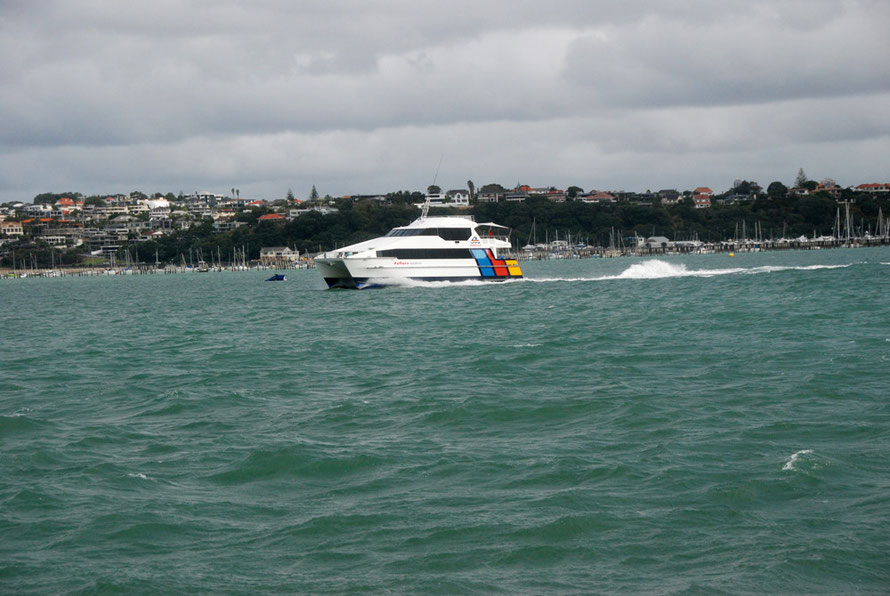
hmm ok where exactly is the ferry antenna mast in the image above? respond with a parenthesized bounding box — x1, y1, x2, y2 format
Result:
(423, 154, 444, 220)
(432, 153, 444, 188)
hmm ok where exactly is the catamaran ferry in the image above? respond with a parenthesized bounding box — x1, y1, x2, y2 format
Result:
(314, 204, 522, 289)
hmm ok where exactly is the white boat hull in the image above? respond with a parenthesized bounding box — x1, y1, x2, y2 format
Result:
(316, 256, 520, 289)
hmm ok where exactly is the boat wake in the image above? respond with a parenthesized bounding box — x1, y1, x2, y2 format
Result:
(360, 259, 854, 289)
(524, 260, 853, 283)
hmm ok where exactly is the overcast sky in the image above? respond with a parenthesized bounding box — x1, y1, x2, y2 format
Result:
(2, 0, 889, 203)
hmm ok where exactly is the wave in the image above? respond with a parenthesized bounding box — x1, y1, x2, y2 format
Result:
(782, 449, 813, 471)
(525, 259, 854, 283)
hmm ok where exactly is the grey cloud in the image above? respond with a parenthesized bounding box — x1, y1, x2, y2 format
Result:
(1, 0, 888, 202)
(561, 6, 890, 109)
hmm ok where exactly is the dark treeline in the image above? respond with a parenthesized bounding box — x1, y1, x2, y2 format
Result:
(473, 190, 890, 246)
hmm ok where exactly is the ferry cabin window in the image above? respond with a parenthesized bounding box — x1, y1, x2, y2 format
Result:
(385, 229, 435, 237)
(438, 228, 472, 241)
(384, 228, 472, 240)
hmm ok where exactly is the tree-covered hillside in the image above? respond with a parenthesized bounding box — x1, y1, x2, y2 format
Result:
(141, 191, 887, 263)
(3, 187, 888, 268)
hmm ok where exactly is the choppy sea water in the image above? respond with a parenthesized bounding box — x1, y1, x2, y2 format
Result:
(2, 247, 889, 594)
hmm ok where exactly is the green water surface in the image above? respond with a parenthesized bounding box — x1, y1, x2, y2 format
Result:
(2, 248, 889, 593)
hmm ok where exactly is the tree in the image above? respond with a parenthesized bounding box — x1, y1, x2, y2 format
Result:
(467, 180, 475, 202)
(427, 185, 441, 195)
(310, 185, 319, 201)
(287, 189, 295, 201)
(795, 168, 808, 187)
(796, 194, 835, 229)
(480, 183, 508, 194)
(767, 181, 788, 198)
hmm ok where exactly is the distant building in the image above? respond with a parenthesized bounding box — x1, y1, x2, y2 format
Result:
(643, 236, 672, 250)
(855, 183, 889, 193)
(445, 190, 470, 206)
(1, 220, 24, 236)
(24, 203, 52, 215)
(545, 189, 567, 202)
(257, 213, 286, 222)
(693, 187, 713, 209)
(658, 189, 681, 205)
(580, 191, 615, 204)
(693, 195, 711, 208)
(289, 206, 339, 217)
(417, 191, 470, 209)
(260, 247, 300, 267)
(815, 182, 841, 198)
(213, 221, 246, 232)
(477, 184, 506, 203)
(504, 190, 530, 202)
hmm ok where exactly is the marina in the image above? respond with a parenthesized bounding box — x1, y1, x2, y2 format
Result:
(515, 234, 890, 260)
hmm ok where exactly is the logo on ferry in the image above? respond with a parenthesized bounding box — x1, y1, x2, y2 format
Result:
(470, 235, 481, 245)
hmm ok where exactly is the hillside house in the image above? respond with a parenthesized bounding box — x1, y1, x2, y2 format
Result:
(693, 187, 713, 209)
(658, 189, 681, 205)
(855, 183, 889, 193)
(257, 213, 286, 222)
(445, 190, 470, 206)
(1, 221, 24, 236)
(580, 191, 615, 204)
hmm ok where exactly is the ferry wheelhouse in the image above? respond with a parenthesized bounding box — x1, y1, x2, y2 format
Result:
(314, 205, 522, 289)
